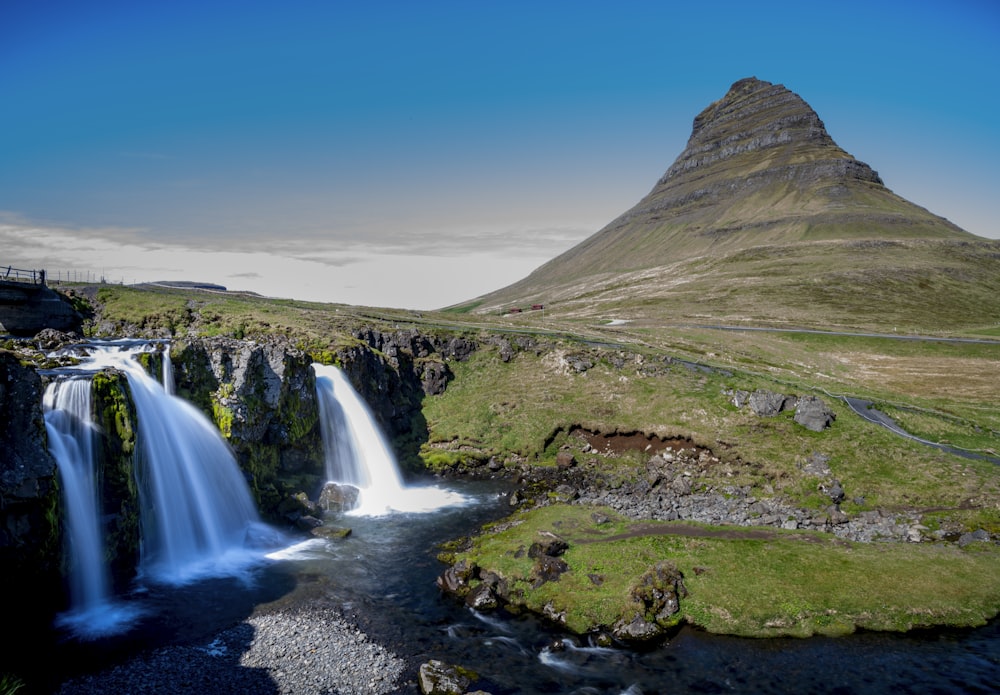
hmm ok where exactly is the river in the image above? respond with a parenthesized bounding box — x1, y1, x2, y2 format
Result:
(50, 478, 1000, 694)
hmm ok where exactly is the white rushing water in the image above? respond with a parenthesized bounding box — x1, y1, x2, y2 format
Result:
(50, 342, 266, 587)
(312, 363, 468, 516)
(44, 376, 143, 637)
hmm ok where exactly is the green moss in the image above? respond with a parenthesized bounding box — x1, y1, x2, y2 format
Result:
(212, 382, 235, 440)
(91, 369, 142, 585)
(170, 342, 218, 416)
(450, 504, 1000, 638)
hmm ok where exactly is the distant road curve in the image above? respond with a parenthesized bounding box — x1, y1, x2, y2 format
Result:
(841, 397, 1000, 465)
(678, 323, 1000, 463)
(681, 324, 1000, 345)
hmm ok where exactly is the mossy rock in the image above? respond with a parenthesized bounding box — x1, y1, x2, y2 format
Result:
(91, 369, 142, 588)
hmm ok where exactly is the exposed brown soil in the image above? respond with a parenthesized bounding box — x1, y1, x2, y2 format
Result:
(570, 426, 704, 457)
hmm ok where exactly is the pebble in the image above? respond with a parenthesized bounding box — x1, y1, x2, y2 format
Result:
(57, 605, 406, 694)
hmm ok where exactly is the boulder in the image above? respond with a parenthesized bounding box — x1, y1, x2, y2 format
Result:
(418, 660, 477, 695)
(420, 360, 453, 396)
(958, 529, 991, 547)
(318, 482, 360, 513)
(528, 531, 568, 558)
(612, 613, 664, 642)
(310, 525, 352, 539)
(794, 396, 836, 431)
(555, 450, 576, 470)
(465, 582, 500, 611)
(437, 559, 476, 594)
(748, 389, 791, 417)
(530, 555, 569, 586)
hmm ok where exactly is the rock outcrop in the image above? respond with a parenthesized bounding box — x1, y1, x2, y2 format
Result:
(171, 337, 323, 509)
(0, 283, 83, 336)
(0, 350, 63, 665)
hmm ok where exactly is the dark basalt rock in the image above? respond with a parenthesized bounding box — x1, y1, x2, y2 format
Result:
(794, 395, 837, 431)
(418, 660, 477, 695)
(611, 561, 687, 643)
(748, 389, 793, 417)
(318, 482, 360, 514)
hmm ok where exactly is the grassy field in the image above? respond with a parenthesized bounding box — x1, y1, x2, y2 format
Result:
(448, 504, 1000, 638)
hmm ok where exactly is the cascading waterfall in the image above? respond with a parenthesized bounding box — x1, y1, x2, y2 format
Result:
(44, 379, 109, 612)
(54, 342, 266, 586)
(127, 359, 263, 582)
(44, 377, 141, 637)
(162, 347, 175, 395)
(312, 363, 468, 515)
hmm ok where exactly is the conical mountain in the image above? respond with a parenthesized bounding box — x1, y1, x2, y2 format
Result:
(459, 78, 998, 331)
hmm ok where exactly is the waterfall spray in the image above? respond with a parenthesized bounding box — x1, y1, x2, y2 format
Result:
(312, 363, 468, 515)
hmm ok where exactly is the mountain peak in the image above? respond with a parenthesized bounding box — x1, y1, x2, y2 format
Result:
(654, 76, 881, 206)
(459, 78, 986, 326)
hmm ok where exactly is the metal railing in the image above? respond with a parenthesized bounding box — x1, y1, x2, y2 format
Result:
(1, 265, 45, 285)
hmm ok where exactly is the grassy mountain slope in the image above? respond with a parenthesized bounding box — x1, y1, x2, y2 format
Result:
(455, 78, 998, 332)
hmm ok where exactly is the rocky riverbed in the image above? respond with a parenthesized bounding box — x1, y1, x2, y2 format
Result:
(57, 604, 408, 695)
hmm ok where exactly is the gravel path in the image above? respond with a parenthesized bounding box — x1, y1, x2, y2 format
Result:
(57, 604, 407, 694)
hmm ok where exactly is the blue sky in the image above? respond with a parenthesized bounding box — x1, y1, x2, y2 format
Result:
(2, 0, 998, 308)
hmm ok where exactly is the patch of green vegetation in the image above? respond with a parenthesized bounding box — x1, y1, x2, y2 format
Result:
(212, 382, 236, 439)
(420, 338, 1000, 526)
(94, 286, 193, 334)
(419, 446, 491, 474)
(91, 369, 142, 582)
(452, 504, 1000, 637)
(441, 300, 485, 314)
(876, 403, 1000, 455)
(0, 674, 25, 695)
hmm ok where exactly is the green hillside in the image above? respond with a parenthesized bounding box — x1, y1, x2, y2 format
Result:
(456, 78, 998, 332)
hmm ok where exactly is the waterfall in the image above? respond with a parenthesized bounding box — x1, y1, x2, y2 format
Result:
(58, 343, 266, 585)
(312, 363, 468, 516)
(162, 346, 175, 395)
(118, 352, 263, 583)
(44, 377, 141, 637)
(44, 379, 108, 611)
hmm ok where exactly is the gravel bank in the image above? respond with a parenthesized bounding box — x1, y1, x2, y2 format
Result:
(57, 604, 406, 695)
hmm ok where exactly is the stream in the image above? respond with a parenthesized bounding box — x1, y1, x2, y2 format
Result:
(52, 478, 1000, 694)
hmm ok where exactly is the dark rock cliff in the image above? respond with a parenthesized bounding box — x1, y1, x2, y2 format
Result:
(0, 284, 83, 336)
(0, 350, 63, 659)
(343, 327, 477, 471)
(170, 337, 325, 513)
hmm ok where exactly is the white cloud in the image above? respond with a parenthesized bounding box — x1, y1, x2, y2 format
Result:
(0, 220, 577, 309)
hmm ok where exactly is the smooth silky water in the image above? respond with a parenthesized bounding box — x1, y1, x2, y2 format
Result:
(263, 490, 1000, 694)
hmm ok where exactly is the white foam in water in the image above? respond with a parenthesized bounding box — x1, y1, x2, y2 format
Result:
(483, 635, 530, 656)
(539, 637, 628, 677)
(313, 363, 470, 516)
(53, 601, 147, 640)
(467, 605, 514, 633)
(265, 538, 329, 561)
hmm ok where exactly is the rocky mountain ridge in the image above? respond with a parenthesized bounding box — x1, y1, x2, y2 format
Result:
(462, 78, 996, 327)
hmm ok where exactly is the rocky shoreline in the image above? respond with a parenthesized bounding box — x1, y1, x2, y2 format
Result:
(56, 604, 408, 695)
